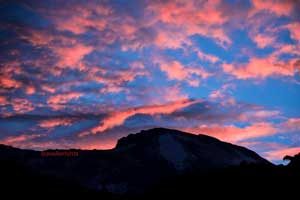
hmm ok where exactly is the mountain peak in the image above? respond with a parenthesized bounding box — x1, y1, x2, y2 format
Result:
(0, 127, 273, 194)
(115, 127, 270, 169)
(115, 127, 194, 149)
(116, 127, 217, 148)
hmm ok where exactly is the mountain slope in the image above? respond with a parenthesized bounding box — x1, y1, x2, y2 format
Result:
(115, 128, 269, 170)
(0, 128, 271, 194)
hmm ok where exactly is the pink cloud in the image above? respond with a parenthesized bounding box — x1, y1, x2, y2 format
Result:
(0, 134, 43, 146)
(41, 84, 56, 93)
(51, 5, 111, 35)
(25, 85, 36, 95)
(281, 118, 300, 131)
(79, 99, 201, 136)
(9, 136, 116, 151)
(286, 22, 300, 42)
(0, 76, 22, 89)
(21, 29, 54, 46)
(209, 84, 236, 105)
(186, 122, 278, 143)
(157, 85, 188, 103)
(54, 44, 93, 70)
(185, 117, 300, 145)
(197, 50, 220, 63)
(223, 56, 299, 79)
(47, 92, 82, 110)
(148, 0, 231, 48)
(238, 110, 281, 121)
(154, 30, 187, 49)
(252, 34, 276, 48)
(250, 0, 295, 16)
(0, 96, 8, 106)
(11, 98, 35, 114)
(39, 118, 75, 128)
(158, 60, 210, 86)
(86, 63, 148, 94)
(264, 147, 300, 161)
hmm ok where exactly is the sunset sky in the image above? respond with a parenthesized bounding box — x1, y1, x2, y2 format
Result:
(0, 0, 300, 163)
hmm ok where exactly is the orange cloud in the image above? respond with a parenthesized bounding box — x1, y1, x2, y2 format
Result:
(79, 99, 201, 136)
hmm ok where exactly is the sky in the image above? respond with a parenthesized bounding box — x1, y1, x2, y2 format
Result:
(0, 0, 300, 163)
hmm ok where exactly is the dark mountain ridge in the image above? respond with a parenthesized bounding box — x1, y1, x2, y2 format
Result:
(0, 128, 299, 198)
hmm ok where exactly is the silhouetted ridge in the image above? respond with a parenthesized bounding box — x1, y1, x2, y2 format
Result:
(284, 153, 300, 168)
(116, 127, 220, 149)
(0, 127, 277, 196)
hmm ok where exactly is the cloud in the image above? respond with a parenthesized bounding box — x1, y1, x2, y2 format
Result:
(11, 98, 35, 114)
(185, 122, 278, 143)
(147, 0, 231, 48)
(87, 63, 149, 94)
(238, 110, 281, 121)
(39, 118, 76, 128)
(0, 134, 43, 146)
(264, 146, 300, 162)
(79, 99, 201, 136)
(50, 4, 111, 35)
(54, 44, 94, 70)
(25, 85, 36, 95)
(286, 22, 300, 42)
(185, 117, 300, 144)
(197, 50, 220, 63)
(158, 60, 210, 86)
(281, 118, 300, 132)
(223, 56, 300, 79)
(0, 96, 8, 106)
(250, 0, 296, 17)
(209, 83, 236, 105)
(252, 34, 276, 48)
(0, 76, 22, 89)
(47, 92, 83, 110)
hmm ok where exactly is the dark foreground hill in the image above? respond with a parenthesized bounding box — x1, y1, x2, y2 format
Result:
(0, 128, 299, 199)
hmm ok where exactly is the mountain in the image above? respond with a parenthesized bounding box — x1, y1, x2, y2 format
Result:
(115, 128, 270, 170)
(1, 128, 298, 198)
(0, 128, 270, 194)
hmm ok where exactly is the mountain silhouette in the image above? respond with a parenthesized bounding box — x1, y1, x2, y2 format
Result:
(0, 128, 299, 198)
